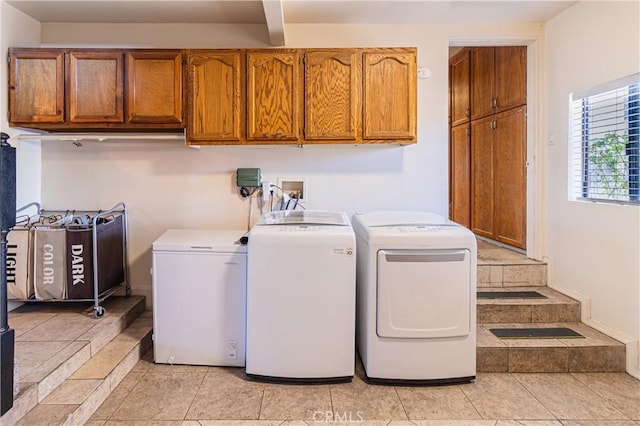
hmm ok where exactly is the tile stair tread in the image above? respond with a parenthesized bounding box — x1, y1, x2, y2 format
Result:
(1, 296, 146, 426)
(14, 314, 152, 426)
(477, 286, 579, 305)
(478, 322, 625, 349)
(477, 322, 627, 373)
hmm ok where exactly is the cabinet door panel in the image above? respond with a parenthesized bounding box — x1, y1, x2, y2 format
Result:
(470, 47, 495, 121)
(471, 116, 495, 238)
(9, 50, 64, 124)
(363, 51, 416, 140)
(494, 107, 526, 249)
(450, 124, 471, 228)
(495, 46, 527, 113)
(187, 52, 241, 143)
(68, 52, 124, 123)
(304, 50, 358, 140)
(247, 51, 299, 140)
(126, 51, 183, 124)
(450, 50, 471, 127)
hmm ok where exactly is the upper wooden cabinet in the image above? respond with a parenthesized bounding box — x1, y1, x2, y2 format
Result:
(186, 51, 242, 143)
(8, 48, 184, 130)
(363, 49, 417, 140)
(303, 50, 359, 141)
(246, 50, 300, 141)
(67, 51, 124, 123)
(9, 47, 417, 144)
(449, 49, 471, 127)
(470, 46, 526, 120)
(9, 50, 64, 124)
(126, 51, 183, 125)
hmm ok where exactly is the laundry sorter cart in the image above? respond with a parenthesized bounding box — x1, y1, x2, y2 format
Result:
(8, 201, 130, 318)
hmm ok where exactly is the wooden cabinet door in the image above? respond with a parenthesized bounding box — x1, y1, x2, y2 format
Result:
(9, 49, 64, 124)
(494, 107, 526, 249)
(304, 50, 358, 140)
(186, 52, 241, 143)
(495, 46, 526, 114)
(471, 115, 495, 238)
(68, 51, 124, 123)
(450, 49, 471, 127)
(247, 51, 300, 141)
(450, 123, 471, 228)
(126, 51, 183, 125)
(363, 49, 416, 141)
(470, 47, 495, 121)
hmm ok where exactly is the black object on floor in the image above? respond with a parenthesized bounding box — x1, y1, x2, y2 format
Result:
(477, 291, 547, 299)
(490, 327, 584, 339)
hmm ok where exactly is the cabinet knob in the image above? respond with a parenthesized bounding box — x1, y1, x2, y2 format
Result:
(465, 108, 470, 117)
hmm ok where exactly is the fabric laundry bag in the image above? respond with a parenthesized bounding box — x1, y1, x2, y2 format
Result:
(6, 226, 34, 300)
(33, 226, 67, 300)
(65, 214, 125, 299)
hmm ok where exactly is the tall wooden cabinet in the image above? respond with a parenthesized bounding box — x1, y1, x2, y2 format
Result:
(450, 123, 471, 228)
(449, 46, 527, 249)
(470, 46, 526, 120)
(450, 49, 471, 127)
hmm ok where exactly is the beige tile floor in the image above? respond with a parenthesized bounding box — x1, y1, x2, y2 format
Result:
(86, 350, 640, 425)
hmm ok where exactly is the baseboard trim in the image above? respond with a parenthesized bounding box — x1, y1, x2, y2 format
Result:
(549, 283, 639, 376)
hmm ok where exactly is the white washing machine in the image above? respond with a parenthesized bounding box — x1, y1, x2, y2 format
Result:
(246, 210, 356, 383)
(351, 211, 477, 384)
(152, 229, 247, 367)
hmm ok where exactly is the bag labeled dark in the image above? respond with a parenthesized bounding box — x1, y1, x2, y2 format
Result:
(65, 214, 124, 299)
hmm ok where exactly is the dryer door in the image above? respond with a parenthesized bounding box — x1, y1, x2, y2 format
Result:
(376, 249, 470, 339)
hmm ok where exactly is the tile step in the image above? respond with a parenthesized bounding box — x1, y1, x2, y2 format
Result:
(0, 296, 146, 426)
(13, 312, 152, 426)
(477, 321, 626, 373)
(477, 286, 581, 324)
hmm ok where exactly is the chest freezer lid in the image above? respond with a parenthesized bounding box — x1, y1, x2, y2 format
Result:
(152, 229, 248, 253)
(257, 210, 350, 226)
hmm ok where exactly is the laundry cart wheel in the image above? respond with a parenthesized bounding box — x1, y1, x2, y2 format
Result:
(94, 306, 106, 318)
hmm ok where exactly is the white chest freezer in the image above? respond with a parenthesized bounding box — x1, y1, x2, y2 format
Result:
(152, 229, 247, 366)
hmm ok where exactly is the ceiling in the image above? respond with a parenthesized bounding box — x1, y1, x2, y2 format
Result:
(6, 0, 576, 24)
(5, 0, 577, 45)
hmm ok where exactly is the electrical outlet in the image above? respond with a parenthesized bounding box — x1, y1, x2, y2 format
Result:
(262, 181, 271, 202)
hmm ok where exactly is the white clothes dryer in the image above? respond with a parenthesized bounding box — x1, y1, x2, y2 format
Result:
(351, 211, 477, 384)
(246, 210, 356, 383)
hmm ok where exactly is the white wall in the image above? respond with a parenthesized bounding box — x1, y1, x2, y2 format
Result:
(544, 1, 640, 376)
(1, 1, 41, 312)
(36, 21, 543, 309)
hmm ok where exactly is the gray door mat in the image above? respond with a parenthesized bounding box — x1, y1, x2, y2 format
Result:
(477, 291, 547, 299)
(490, 327, 584, 339)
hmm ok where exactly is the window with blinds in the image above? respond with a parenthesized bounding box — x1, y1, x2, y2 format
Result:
(570, 73, 639, 204)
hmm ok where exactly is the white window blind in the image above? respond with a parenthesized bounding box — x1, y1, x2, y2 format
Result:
(570, 73, 640, 204)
